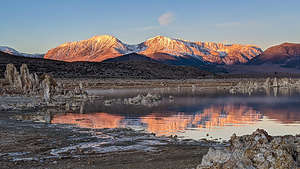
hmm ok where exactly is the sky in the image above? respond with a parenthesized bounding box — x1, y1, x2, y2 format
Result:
(0, 0, 299, 53)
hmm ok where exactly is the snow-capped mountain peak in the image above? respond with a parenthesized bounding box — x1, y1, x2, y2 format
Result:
(0, 46, 20, 55)
(90, 35, 118, 42)
(146, 35, 174, 41)
(0, 46, 44, 58)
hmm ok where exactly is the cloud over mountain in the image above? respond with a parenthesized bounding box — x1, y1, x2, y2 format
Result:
(158, 12, 175, 26)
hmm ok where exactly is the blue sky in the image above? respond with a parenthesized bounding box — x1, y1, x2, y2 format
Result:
(0, 0, 299, 53)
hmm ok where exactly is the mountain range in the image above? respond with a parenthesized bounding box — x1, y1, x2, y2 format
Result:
(1, 35, 300, 75)
(44, 35, 262, 65)
(0, 46, 44, 58)
(250, 43, 300, 68)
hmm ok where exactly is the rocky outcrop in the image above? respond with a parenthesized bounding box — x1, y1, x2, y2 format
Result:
(4, 64, 40, 92)
(4, 64, 22, 89)
(197, 129, 300, 169)
(229, 80, 259, 95)
(1, 64, 91, 113)
(41, 74, 52, 102)
(104, 93, 162, 107)
(20, 64, 40, 93)
(229, 77, 300, 95)
(124, 93, 161, 106)
(4, 64, 56, 101)
(44, 35, 262, 65)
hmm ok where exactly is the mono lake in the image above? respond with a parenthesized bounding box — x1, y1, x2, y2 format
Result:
(51, 87, 300, 140)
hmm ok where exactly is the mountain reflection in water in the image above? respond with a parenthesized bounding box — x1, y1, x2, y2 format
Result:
(51, 102, 300, 139)
(51, 88, 300, 139)
(52, 113, 125, 129)
(140, 105, 262, 135)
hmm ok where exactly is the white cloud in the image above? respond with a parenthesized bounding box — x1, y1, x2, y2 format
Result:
(158, 12, 175, 26)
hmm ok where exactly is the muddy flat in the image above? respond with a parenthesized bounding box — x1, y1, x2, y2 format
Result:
(0, 109, 210, 169)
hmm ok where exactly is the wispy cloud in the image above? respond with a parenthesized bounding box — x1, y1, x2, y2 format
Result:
(215, 22, 241, 28)
(132, 12, 175, 31)
(158, 12, 175, 26)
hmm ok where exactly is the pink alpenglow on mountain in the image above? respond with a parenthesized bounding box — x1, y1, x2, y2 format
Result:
(255, 43, 300, 63)
(44, 35, 262, 65)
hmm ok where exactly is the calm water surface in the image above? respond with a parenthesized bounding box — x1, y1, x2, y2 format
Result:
(51, 87, 300, 140)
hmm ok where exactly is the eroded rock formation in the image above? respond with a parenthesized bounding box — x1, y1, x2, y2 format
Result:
(1, 64, 90, 113)
(103, 93, 162, 107)
(124, 93, 161, 106)
(230, 77, 300, 95)
(4, 64, 41, 94)
(4, 64, 57, 101)
(20, 64, 40, 93)
(4, 64, 22, 89)
(197, 129, 299, 169)
(41, 74, 52, 102)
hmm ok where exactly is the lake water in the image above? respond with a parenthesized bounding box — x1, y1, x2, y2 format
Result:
(51, 87, 300, 140)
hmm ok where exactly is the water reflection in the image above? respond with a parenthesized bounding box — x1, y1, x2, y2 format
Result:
(50, 87, 300, 139)
(51, 100, 300, 140)
(139, 105, 262, 135)
(52, 113, 124, 129)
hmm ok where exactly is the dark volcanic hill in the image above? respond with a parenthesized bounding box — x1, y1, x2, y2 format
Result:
(250, 43, 300, 68)
(102, 53, 157, 63)
(103, 53, 227, 73)
(0, 51, 212, 79)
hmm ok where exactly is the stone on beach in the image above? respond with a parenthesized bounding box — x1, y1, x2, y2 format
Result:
(197, 129, 299, 169)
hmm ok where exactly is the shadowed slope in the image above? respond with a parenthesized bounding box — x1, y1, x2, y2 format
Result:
(0, 51, 212, 79)
(250, 43, 300, 68)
